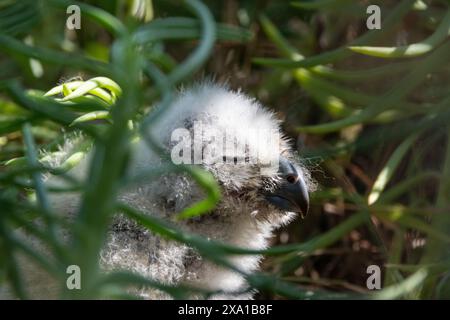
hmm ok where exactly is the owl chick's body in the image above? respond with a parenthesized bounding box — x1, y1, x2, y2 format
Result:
(1, 83, 313, 299)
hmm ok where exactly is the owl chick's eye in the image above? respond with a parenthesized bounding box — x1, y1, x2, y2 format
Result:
(286, 174, 298, 184)
(222, 156, 240, 164)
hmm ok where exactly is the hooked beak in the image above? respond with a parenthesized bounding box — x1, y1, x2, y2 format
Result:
(265, 157, 309, 218)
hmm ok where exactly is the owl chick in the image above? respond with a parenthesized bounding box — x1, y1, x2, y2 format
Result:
(2, 82, 313, 299)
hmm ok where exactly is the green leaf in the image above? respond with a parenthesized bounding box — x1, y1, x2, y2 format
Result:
(349, 10, 450, 58)
(368, 135, 417, 205)
(176, 167, 221, 220)
(70, 110, 111, 126)
(291, 0, 352, 10)
(62, 77, 122, 101)
(372, 269, 427, 299)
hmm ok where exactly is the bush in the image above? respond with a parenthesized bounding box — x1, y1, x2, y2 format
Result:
(0, 0, 449, 299)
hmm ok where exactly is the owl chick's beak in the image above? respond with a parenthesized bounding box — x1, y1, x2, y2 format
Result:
(265, 157, 309, 218)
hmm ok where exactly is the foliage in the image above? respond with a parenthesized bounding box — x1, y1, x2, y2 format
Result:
(0, 0, 449, 299)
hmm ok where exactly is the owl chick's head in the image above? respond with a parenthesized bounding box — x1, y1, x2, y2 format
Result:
(150, 82, 313, 223)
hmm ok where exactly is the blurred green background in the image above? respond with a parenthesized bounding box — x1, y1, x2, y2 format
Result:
(1, 0, 450, 299)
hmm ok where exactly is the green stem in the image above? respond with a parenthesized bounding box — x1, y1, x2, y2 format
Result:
(350, 10, 450, 58)
(254, 0, 416, 68)
(420, 126, 450, 297)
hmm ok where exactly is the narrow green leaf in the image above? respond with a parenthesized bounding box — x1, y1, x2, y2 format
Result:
(372, 269, 427, 299)
(291, 0, 352, 10)
(349, 10, 450, 58)
(176, 167, 221, 220)
(368, 135, 417, 205)
(70, 110, 111, 126)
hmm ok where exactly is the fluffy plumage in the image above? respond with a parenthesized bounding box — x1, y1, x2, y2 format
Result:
(1, 83, 314, 299)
